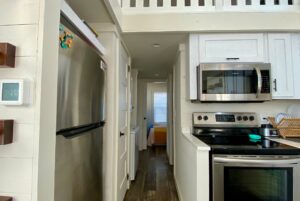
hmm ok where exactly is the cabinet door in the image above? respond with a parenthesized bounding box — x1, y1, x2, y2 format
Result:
(291, 33, 300, 99)
(268, 34, 294, 98)
(199, 34, 265, 63)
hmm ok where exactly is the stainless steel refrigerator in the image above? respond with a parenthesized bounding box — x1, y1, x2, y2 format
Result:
(55, 19, 105, 201)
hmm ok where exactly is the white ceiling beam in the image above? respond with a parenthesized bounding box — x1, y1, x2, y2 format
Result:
(60, 0, 106, 56)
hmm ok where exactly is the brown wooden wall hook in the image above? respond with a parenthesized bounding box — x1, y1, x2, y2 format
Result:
(0, 43, 16, 68)
(0, 196, 13, 201)
(0, 120, 14, 145)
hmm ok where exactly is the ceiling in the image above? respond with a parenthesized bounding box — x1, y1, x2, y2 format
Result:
(66, 0, 113, 23)
(123, 33, 187, 79)
(65, 0, 187, 79)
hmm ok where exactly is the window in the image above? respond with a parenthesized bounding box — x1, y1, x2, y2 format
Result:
(153, 92, 167, 123)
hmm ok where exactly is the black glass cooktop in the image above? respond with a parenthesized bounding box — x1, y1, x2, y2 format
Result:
(193, 134, 300, 155)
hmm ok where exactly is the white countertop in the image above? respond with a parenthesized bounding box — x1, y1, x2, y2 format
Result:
(181, 128, 210, 151)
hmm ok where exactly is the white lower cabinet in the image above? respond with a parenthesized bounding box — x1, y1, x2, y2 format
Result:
(268, 33, 294, 98)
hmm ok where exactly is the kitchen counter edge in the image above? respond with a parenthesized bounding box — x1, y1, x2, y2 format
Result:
(182, 128, 211, 151)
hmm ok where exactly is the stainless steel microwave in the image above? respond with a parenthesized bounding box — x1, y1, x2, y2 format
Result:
(197, 63, 272, 102)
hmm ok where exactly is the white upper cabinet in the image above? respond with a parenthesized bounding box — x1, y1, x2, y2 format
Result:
(291, 34, 300, 99)
(187, 33, 300, 100)
(198, 34, 266, 63)
(268, 34, 294, 98)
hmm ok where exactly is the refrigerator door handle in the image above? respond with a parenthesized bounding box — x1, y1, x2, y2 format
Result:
(56, 121, 105, 139)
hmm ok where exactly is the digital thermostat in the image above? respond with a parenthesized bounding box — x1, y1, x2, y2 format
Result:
(0, 79, 26, 105)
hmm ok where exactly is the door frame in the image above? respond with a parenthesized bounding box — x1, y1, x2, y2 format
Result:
(116, 42, 131, 201)
(137, 79, 167, 151)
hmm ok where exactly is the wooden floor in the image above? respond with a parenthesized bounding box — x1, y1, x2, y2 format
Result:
(124, 146, 179, 201)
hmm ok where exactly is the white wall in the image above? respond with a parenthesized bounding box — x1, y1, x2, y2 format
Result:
(173, 45, 203, 201)
(122, 12, 300, 33)
(98, 30, 120, 201)
(94, 23, 132, 201)
(0, 0, 60, 201)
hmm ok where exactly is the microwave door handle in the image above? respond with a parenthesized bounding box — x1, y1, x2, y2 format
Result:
(255, 67, 262, 98)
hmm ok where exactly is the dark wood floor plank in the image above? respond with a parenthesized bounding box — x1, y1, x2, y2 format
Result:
(124, 146, 179, 201)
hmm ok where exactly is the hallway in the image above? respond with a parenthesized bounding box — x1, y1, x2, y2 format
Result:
(124, 146, 179, 201)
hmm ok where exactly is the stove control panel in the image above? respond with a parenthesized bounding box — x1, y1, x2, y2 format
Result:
(193, 112, 259, 127)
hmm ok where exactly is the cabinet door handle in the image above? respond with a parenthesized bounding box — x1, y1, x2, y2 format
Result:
(273, 79, 277, 92)
(226, 58, 240, 60)
(120, 132, 125, 137)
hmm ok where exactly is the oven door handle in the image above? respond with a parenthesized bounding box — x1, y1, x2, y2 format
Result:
(214, 156, 300, 165)
(255, 67, 262, 98)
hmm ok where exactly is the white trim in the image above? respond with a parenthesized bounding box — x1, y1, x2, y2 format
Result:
(60, 1, 106, 56)
(174, 174, 184, 201)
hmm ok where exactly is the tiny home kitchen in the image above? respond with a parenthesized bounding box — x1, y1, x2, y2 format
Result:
(2, 0, 300, 201)
(172, 33, 300, 201)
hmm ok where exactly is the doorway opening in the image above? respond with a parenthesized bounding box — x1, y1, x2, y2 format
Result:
(147, 82, 168, 148)
(125, 79, 178, 201)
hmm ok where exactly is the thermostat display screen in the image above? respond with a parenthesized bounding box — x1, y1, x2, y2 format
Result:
(2, 83, 19, 101)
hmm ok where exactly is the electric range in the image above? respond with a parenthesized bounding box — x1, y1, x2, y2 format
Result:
(193, 112, 300, 201)
(192, 112, 300, 155)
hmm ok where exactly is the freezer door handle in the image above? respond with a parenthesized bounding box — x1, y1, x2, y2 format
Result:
(56, 121, 105, 139)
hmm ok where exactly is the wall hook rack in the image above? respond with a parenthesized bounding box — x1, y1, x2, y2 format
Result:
(0, 196, 13, 201)
(0, 43, 16, 68)
(0, 120, 14, 145)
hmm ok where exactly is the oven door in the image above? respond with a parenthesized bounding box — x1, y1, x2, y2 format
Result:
(213, 155, 300, 201)
(198, 63, 271, 102)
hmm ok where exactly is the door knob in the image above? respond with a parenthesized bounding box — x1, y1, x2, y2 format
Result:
(120, 132, 125, 137)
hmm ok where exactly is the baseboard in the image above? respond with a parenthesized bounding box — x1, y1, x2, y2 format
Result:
(174, 173, 184, 201)
(167, 153, 174, 165)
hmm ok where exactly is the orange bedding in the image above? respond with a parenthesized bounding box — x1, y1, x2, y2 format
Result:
(153, 127, 167, 145)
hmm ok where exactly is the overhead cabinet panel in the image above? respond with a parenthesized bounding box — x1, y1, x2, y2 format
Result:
(187, 33, 300, 100)
(291, 34, 300, 99)
(268, 34, 294, 98)
(199, 34, 266, 63)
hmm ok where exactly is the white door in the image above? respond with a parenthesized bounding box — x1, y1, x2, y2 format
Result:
(117, 45, 129, 201)
(268, 34, 294, 98)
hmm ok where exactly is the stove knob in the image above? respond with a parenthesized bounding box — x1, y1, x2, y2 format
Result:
(197, 115, 202, 121)
(243, 116, 249, 121)
(204, 116, 209, 121)
(249, 116, 255, 121)
(237, 116, 242, 121)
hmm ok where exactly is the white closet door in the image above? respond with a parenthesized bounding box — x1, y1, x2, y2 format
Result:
(117, 44, 129, 201)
